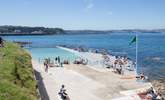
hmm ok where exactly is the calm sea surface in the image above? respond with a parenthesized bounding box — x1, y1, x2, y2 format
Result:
(2, 33, 165, 80)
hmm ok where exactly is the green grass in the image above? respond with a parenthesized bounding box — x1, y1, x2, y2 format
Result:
(0, 42, 38, 100)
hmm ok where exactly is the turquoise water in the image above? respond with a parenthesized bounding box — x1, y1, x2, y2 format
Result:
(28, 48, 78, 62)
(2, 33, 165, 80)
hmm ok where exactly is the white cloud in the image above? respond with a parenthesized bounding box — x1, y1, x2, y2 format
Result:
(83, 0, 94, 11)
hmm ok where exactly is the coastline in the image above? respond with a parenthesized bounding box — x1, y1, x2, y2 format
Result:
(0, 33, 60, 36)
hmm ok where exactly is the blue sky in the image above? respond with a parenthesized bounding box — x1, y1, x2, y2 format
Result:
(0, 0, 165, 30)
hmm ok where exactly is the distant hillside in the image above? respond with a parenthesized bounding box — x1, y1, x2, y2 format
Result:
(0, 25, 65, 35)
(0, 25, 165, 35)
(66, 29, 165, 34)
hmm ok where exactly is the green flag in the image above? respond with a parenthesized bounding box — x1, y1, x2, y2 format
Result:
(129, 36, 136, 45)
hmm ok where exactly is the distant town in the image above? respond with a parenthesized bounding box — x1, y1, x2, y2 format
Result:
(0, 25, 65, 35)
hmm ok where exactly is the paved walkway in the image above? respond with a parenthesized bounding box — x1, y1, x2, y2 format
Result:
(32, 60, 103, 100)
(32, 60, 151, 100)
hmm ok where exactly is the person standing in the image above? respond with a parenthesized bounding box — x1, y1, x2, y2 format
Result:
(60, 62, 63, 67)
(57, 56, 60, 66)
(45, 63, 48, 72)
(44, 60, 49, 73)
(55, 57, 58, 64)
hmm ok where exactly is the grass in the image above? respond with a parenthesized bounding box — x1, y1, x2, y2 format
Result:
(0, 42, 38, 100)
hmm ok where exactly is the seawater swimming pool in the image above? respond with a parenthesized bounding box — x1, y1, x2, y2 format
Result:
(2, 33, 165, 80)
(28, 47, 79, 63)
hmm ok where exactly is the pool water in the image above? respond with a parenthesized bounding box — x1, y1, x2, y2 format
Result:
(28, 47, 78, 63)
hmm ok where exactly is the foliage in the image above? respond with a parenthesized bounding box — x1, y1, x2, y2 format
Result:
(0, 42, 38, 100)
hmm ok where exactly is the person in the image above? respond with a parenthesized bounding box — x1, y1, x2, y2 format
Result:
(59, 85, 65, 95)
(60, 62, 63, 67)
(44, 60, 49, 72)
(156, 93, 163, 100)
(147, 87, 154, 93)
(118, 65, 122, 74)
(114, 60, 117, 68)
(136, 72, 146, 80)
(147, 87, 154, 94)
(140, 73, 145, 80)
(55, 57, 58, 64)
(55, 57, 58, 61)
(95, 49, 98, 53)
(58, 56, 60, 64)
(0, 37, 4, 47)
(61, 89, 68, 100)
(45, 63, 48, 72)
(63, 60, 69, 64)
(58, 85, 70, 100)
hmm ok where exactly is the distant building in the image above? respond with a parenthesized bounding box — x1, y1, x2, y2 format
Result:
(14, 30, 21, 33)
(31, 30, 43, 34)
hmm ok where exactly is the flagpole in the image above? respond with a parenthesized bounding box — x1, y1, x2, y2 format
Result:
(136, 34, 138, 75)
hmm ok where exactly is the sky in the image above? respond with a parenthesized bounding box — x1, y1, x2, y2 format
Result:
(0, 0, 165, 30)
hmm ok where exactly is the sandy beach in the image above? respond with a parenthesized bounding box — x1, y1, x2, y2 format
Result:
(32, 59, 151, 100)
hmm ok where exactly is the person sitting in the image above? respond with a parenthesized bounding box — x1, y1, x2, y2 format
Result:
(147, 87, 154, 94)
(156, 93, 163, 100)
(61, 89, 68, 100)
(59, 85, 65, 95)
(145, 87, 163, 100)
(63, 60, 69, 64)
(136, 72, 146, 80)
(140, 73, 145, 80)
(58, 85, 70, 100)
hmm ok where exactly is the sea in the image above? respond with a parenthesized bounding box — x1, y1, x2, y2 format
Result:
(2, 32, 165, 81)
